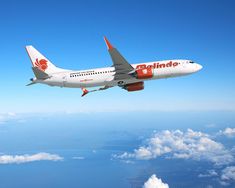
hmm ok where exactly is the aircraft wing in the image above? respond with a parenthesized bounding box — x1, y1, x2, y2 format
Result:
(104, 37, 134, 80)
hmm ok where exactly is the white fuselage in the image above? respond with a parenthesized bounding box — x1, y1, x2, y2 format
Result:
(35, 59, 202, 88)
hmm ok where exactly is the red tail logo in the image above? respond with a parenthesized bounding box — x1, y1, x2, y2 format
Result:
(34, 58, 48, 71)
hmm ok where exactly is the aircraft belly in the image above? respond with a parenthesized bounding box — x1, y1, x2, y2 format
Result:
(65, 76, 112, 88)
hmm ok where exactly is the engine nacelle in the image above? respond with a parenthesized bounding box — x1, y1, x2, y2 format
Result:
(135, 67, 153, 79)
(124, 82, 144, 92)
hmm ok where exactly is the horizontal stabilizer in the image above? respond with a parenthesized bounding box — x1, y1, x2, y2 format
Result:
(32, 67, 50, 79)
(26, 82, 37, 86)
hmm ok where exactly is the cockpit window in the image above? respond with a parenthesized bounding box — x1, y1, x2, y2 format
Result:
(189, 61, 195, 64)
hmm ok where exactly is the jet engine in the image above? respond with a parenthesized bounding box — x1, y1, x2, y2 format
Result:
(124, 82, 144, 92)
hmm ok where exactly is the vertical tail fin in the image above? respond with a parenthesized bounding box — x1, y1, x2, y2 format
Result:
(25, 46, 64, 75)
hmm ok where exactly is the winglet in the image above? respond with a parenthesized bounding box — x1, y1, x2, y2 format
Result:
(104, 37, 113, 50)
(81, 88, 89, 97)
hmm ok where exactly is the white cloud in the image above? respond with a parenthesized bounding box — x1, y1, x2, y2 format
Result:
(219, 181, 230, 186)
(219, 128, 235, 138)
(143, 174, 169, 188)
(7, 112, 16, 116)
(198, 169, 218, 178)
(221, 166, 235, 183)
(0, 153, 63, 164)
(72, 156, 85, 160)
(0, 112, 19, 124)
(122, 160, 135, 164)
(219, 166, 235, 186)
(115, 129, 234, 166)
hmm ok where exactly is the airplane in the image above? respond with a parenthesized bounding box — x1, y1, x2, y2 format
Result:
(25, 37, 202, 97)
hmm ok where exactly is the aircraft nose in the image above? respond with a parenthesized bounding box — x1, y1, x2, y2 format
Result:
(196, 64, 203, 71)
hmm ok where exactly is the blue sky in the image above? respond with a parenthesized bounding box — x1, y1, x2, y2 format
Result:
(0, 0, 235, 113)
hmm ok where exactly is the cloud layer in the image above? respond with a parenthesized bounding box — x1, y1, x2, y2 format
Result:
(115, 129, 234, 166)
(221, 166, 235, 181)
(0, 153, 63, 164)
(0, 112, 16, 124)
(143, 174, 169, 188)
